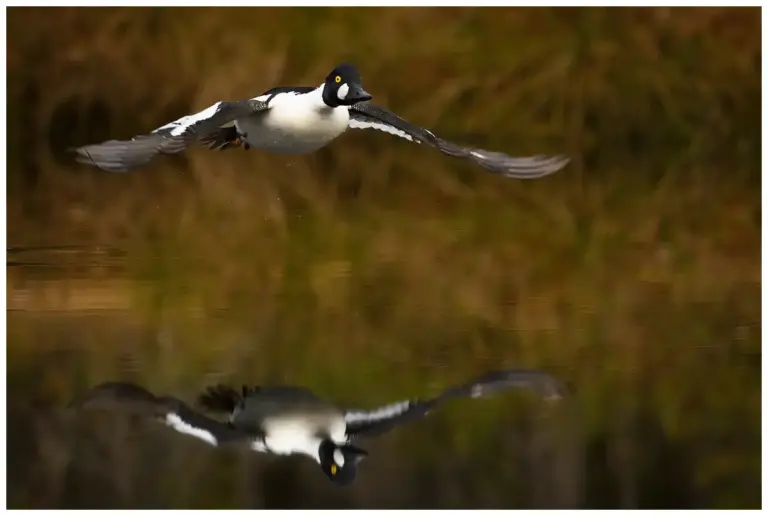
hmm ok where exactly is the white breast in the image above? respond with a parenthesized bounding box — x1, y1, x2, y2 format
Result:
(238, 88, 349, 155)
(261, 413, 347, 463)
(263, 419, 322, 460)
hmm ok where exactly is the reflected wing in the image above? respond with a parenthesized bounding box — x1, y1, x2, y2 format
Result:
(70, 381, 260, 448)
(72, 99, 269, 172)
(439, 369, 567, 401)
(348, 102, 569, 179)
(344, 369, 566, 440)
(344, 398, 434, 439)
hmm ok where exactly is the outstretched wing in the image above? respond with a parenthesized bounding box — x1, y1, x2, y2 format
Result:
(69, 381, 261, 448)
(72, 99, 269, 173)
(348, 102, 569, 179)
(343, 369, 566, 440)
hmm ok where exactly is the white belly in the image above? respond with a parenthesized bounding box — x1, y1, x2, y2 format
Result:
(261, 414, 347, 461)
(237, 103, 349, 155)
(262, 420, 320, 457)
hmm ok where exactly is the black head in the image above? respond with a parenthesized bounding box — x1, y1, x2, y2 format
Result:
(322, 63, 372, 108)
(318, 439, 368, 486)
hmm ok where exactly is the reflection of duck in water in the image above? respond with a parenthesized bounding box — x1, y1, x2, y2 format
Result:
(70, 369, 567, 486)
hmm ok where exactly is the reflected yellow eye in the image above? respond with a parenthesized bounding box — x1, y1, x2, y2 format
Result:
(335, 76, 342, 84)
(330, 464, 338, 475)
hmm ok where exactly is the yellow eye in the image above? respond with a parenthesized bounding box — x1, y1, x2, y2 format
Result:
(334, 76, 342, 84)
(330, 464, 338, 475)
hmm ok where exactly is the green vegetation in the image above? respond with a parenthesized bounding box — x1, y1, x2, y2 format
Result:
(7, 6, 760, 509)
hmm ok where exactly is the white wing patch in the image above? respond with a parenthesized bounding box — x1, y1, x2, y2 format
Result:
(153, 101, 223, 136)
(251, 93, 272, 103)
(250, 440, 268, 453)
(344, 400, 412, 424)
(348, 117, 419, 144)
(164, 413, 218, 446)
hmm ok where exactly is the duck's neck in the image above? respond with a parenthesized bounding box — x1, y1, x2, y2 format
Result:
(319, 83, 342, 109)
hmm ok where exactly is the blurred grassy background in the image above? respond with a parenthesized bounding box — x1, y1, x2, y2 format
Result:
(6, 6, 761, 509)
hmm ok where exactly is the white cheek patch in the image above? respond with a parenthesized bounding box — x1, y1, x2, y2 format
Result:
(164, 413, 218, 446)
(337, 83, 349, 100)
(333, 448, 345, 467)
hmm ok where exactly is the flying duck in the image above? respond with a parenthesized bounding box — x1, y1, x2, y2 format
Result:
(69, 369, 566, 486)
(72, 63, 569, 179)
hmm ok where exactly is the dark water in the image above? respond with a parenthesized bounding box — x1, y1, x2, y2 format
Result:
(8, 269, 758, 509)
(8, 309, 581, 509)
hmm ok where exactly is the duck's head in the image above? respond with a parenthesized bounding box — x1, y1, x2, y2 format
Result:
(318, 439, 368, 486)
(322, 63, 372, 107)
